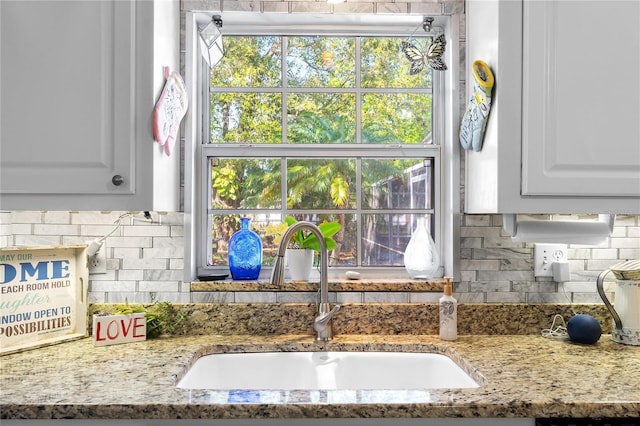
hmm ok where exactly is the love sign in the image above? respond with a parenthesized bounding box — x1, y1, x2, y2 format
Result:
(92, 313, 146, 347)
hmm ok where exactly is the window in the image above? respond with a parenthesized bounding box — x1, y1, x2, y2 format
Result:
(195, 19, 447, 278)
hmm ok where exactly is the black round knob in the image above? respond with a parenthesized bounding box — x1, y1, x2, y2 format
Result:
(112, 175, 124, 186)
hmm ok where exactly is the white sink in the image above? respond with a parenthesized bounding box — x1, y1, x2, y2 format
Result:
(177, 351, 480, 390)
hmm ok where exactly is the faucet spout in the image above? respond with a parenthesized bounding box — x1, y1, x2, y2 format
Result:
(269, 221, 340, 340)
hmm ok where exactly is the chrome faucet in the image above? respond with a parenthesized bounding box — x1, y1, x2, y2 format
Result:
(270, 221, 341, 341)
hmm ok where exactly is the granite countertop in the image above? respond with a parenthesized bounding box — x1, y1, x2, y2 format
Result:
(2, 333, 640, 420)
(190, 277, 446, 292)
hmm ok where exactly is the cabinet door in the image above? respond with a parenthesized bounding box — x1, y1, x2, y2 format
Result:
(0, 1, 134, 198)
(521, 1, 640, 197)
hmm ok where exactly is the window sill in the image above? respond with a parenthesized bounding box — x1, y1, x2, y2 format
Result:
(191, 278, 446, 292)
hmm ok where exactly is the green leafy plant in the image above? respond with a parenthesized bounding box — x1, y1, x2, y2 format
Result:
(112, 299, 189, 339)
(284, 216, 341, 252)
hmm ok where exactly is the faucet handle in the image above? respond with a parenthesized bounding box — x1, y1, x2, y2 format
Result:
(314, 304, 341, 333)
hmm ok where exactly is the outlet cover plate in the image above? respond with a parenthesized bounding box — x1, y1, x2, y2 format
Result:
(534, 243, 568, 277)
(88, 243, 107, 274)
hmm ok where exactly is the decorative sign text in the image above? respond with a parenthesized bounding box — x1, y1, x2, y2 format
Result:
(0, 246, 88, 355)
(93, 313, 146, 347)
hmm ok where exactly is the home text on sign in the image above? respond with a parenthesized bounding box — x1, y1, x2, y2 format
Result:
(0, 257, 71, 284)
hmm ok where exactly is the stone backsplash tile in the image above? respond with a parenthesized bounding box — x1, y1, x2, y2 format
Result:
(2, 211, 638, 304)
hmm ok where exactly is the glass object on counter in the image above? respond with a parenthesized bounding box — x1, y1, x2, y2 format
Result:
(228, 217, 262, 280)
(403, 214, 440, 279)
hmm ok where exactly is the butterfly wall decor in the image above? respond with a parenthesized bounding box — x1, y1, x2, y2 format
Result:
(401, 33, 447, 75)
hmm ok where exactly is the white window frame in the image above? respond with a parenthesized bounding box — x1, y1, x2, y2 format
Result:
(183, 12, 460, 282)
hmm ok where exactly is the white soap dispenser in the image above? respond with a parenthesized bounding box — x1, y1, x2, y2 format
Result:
(439, 276, 457, 341)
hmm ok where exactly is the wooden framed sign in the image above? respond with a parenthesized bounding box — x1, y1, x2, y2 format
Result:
(0, 245, 89, 355)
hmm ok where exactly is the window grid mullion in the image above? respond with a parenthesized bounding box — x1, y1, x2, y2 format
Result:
(209, 87, 433, 94)
(355, 158, 362, 267)
(282, 36, 288, 145)
(355, 37, 362, 145)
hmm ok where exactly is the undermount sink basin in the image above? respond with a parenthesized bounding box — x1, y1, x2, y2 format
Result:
(177, 351, 480, 390)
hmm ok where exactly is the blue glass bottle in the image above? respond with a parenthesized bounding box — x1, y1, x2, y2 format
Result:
(228, 217, 262, 280)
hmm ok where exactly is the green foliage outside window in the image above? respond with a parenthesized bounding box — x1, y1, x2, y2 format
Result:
(205, 34, 437, 268)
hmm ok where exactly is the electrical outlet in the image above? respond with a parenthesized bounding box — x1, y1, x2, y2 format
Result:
(534, 243, 568, 277)
(88, 243, 107, 274)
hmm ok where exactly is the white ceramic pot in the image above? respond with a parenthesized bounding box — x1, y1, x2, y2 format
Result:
(286, 249, 314, 281)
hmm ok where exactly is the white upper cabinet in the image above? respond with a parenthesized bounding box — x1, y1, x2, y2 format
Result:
(0, 0, 181, 211)
(464, 0, 640, 214)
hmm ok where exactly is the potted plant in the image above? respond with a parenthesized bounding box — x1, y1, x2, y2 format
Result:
(280, 216, 341, 281)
